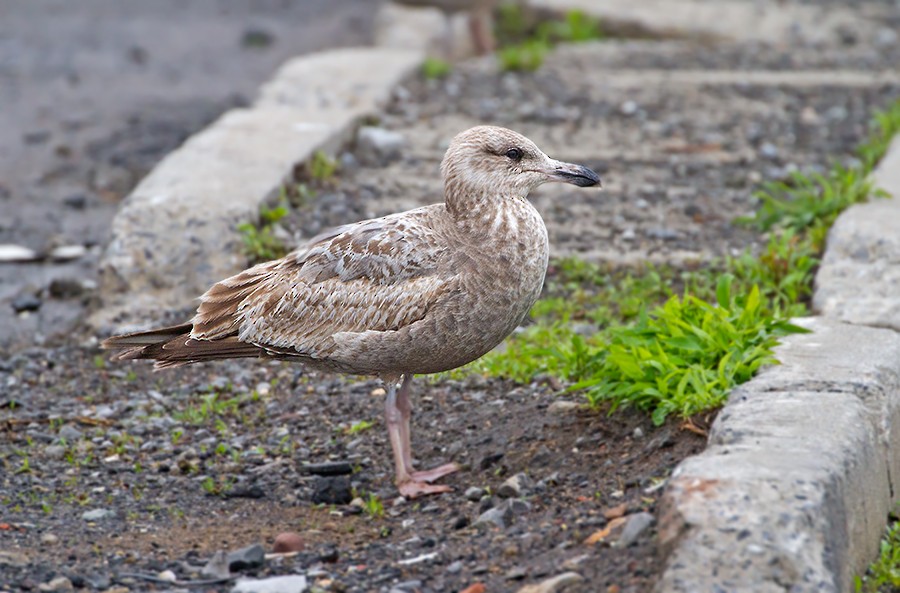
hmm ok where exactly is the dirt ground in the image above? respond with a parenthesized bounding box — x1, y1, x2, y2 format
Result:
(2, 1, 900, 592)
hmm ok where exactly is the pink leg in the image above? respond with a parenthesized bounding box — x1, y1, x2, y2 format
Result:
(384, 376, 459, 499)
(396, 375, 460, 483)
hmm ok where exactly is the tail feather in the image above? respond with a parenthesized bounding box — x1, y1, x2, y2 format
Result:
(101, 323, 263, 369)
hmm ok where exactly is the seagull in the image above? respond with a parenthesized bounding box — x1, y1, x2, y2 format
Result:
(102, 125, 601, 498)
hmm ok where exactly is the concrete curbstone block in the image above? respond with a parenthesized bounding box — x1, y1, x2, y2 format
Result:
(656, 318, 900, 592)
(814, 136, 900, 332)
(93, 48, 424, 331)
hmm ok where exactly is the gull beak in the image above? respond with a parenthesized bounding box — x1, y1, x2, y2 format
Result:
(545, 159, 602, 188)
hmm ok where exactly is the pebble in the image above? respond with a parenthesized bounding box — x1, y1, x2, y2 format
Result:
(157, 570, 177, 583)
(302, 461, 353, 476)
(49, 244, 87, 261)
(497, 473, 531, 498)
(390, 579, 423, 592)
(547, 401, 579, 414)
(311, 475, 352, 505)
(228, 543, 266, 572)
(474, 503, 513, 529)
(632, 427, 644, 439)
(515, 572, 584, 593)
(464, 486, 486, 502)
(0, 244, 38, 262)
(231, 575, 309, 593)
(619, 100, 638, 116)
(446, 560, 464, 574)
(12, 294, 42, 313)
(38, 577, 74, 592)
(62, 193, 88, 209)
(40, 532, 60, 546)
(58, 424, 82, 442)
(615, 512, 655, 548)
(202, 550, 231, 579)
(272, 532, 305, 553)
(81, 508, 115, 521)
(356, 126, 406, 166)
(45, 445, 67, 460)
(0, 550, 30, 567)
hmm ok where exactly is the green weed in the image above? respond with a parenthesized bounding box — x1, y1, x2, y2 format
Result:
(494, 5, 603, 72)
(422, 57, 452, 79)
(238, 202, 289, 264)
(309, 150, 338, 183)
(346, 420, 375, 436)
(857, 515, 900, 592)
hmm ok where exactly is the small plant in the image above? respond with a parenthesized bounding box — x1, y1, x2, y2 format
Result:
(422, 57, 452, 79)
(237, 202, 289, 264)
(308, 150, 338, 183)
(498, 38, 549, 72)
(857, 514, 900, 592)
(346, 420, 374, 436)
(364, 493, 385, 518)
(539, 10, 603, 43)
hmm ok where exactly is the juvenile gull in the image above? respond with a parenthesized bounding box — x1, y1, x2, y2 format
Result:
(102, 126, 601, 498)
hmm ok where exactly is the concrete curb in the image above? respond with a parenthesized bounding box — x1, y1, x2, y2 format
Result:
(91, 47, 424, 332)
(655, 136, 900, 591)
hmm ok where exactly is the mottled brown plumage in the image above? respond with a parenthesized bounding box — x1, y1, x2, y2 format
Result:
(103, 125, 601, 497)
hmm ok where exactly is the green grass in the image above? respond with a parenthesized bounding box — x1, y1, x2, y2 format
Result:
(422, 57, 452, 79)
(237, 202, 289, 264)
(450, 99, 900, 425)
(495, 5, 603, 72)
(858, 515, 900, 592)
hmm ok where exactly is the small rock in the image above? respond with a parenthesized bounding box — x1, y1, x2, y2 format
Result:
(390, 580, 423, 592)
(479, 452, 504, 470)
(446, 560, 464, 574)
(231, 575, 308, 593)
(12, 294, 41, 313)
(228, 543, 266, 572)
(45, 445, 67, 460)
(497, 473, 531, 498)
(632, 427, 644, 439)
(273, 532, 305, 553)
(474, 504, 512, 529)
(516, 572, 584, 593)
(615, 512, 655, 548)
(40, 533, 60, 546)
(302, 461, 352, 476)
(356, 127, 406, 166)
(603, 503, 627, 520)
(156, 570, 177, 583)
(81, 508, 115, 521)
(62, 193, 88, 209)
(58, 424, 82, 442)
(619, 101, 638, 116)
(312, 475, 352, 505)
(48, 278, 90, 299)
(49, 245, 87, 261)
(0, 550, 30, 567)
(507, 499, 532, 515)
(759, 142, 779, 160)
(202, 550, 231, 579)
(464, 486, 486, 502)
(0, 244, 38, 262)
(38, 577, 74, 592)
(547, 401, 579, 414)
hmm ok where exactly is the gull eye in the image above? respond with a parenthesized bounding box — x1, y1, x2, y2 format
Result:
(505, 147, 523, 161)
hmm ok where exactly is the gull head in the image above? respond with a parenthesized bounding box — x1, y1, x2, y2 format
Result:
(441, 125, 601, 204)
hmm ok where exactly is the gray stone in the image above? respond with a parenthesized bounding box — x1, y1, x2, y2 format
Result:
(202, 550, 231, 579)
(227, 543, 266, 572)
(38, 577, 73, 592)
(497, 473, 532, 498)
(231, 575, 308, 593)
(92, 48, 423, 331)
(813, 135, 900, 331)
(547, 400, 579, 414)
(0, 244, 38, 262)
(615, 512, 655, 548)
(0, 550, 30, 567)
(515, 572, 584, 593)
(81, 508, 115, 521)
(45, 445, 66, 460)
(356, 126, 406, 166)
(11, 294, 41, 313)
(49, 244, 87, 261)
(464, 486, 486, 501)
(655, 317, 900, 593)
(474, 504, 513, 529)
(58, 424, 82, 442)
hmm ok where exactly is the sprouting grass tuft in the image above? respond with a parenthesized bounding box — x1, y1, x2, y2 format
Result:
(857, 514, 900, 592)
(494, 5, 603, 72)
(422, 57, 452, 79)
(237, 202, 289, 264)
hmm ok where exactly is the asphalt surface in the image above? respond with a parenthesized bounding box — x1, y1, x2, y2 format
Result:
(0, 0, 378, 352)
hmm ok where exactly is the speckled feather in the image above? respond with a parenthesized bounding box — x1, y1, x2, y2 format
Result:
(102, 126, 601, 381)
